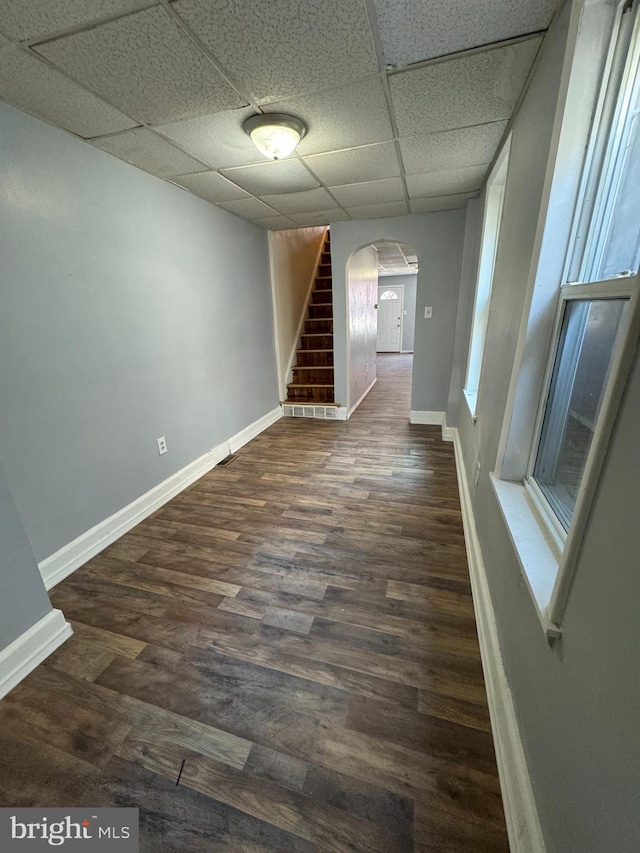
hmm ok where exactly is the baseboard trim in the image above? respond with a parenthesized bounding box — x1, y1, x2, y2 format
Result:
(409, 410, 445, 425)
(441, 416, 455, 442)
(228, 406, 282, 454)
(39, 406, 282, 590)
(451, 428, 546, 853)
(348, 377, 376, 418)
(0, 610, 72, 700)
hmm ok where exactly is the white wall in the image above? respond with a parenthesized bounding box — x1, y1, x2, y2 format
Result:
(0, 103, 279, 564)
(346, 246, 378, 409)
(452, 3, 640, 850)
(330, 212, 466, 414)
(269, 226, 326, 399)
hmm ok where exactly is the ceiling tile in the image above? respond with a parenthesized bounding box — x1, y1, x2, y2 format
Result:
(251, 214, 298, 230)
(260, 189, 340, 215)
(305, 143, 401, 187)
(0, 46, 136, 137)
(289, 210, 350, 226)
(400, 121, 508, 175)
(171, 171, 250, 203)
(406, 164, 487, 198)
(217, 197, 277, 219)
(173, 0, 378, 103)
(390, 38, 542, 136)
(265, 76, 394, 156)
(345, 201, 409, 220)
(221, 159, 319, 196)
(90, 127, 205, 176)
(374, 0, 557, 68)
(0, 0, 155, 42)
(330, 177, 405, 207)
(35, 6, 246, 125)
(409, 193, 477, 213)
(154, 107, 262, 169)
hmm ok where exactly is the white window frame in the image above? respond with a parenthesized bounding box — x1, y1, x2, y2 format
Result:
(525, 278, 638, 549)
(463, 136, 511, 417)
(491, 0, 640, 638)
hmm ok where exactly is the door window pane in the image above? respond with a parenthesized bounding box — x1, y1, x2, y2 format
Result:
(533, 298, 627, 529)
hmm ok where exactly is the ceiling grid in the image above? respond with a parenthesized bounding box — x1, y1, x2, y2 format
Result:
(0, 0, 557, 229)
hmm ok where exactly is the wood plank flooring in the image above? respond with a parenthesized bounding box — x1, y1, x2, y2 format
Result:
(0, 354, 509, 852)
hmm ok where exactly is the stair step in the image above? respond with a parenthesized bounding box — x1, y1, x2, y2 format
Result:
(308, 305, 333, 318)
(295, 349, 334, 360)
(292, 368, 334, 384)
(293, 365, 333, 370)
(287, 383, 334, 389)
(304, 320, 332, 334)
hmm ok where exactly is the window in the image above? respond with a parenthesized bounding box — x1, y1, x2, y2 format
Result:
(491, 0, 640, 635)
(379, 290, 399, 300)
(529, 296, 627, 534)
(464, 136, 511, 415)
(527, 1, 640, 545)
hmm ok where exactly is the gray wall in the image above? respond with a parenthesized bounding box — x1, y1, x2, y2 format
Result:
(0, 103, 279, 563)
(346, 246, 378, 408)
(379, 273, 417, 352)
(0, 458, 52, 648)
(454, 3, 640, 850)
(330, 212, 466, 413)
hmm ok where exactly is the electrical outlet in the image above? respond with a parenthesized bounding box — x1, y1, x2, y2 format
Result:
(157, 436, 167, 455)
(424, 306, 433, 319)
(475, 460, 481, 486)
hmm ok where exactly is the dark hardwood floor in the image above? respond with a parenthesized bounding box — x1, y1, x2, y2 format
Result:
(0, 354, 509, 852)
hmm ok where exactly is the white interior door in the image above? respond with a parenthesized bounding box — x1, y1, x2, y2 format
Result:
(377, 286, 404, 351)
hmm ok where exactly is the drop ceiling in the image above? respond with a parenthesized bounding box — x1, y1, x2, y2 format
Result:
(373, 241, 418, 276)
(0, 0, 557, 230)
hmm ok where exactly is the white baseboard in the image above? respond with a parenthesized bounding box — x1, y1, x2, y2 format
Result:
(348, 377, 376, 418)
(228, 406, 282, 454)
(0, 610, 72, 700)
(441, 415, 455, 442)
(409, 410, 445, 425)
(39, 406, 282, 590)
(451, 429, 546, 853)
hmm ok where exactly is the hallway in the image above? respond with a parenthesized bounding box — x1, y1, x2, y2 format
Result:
(0, 354, 508, 851)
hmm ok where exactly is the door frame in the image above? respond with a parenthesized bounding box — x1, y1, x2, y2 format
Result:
(377, 283, 404, 353)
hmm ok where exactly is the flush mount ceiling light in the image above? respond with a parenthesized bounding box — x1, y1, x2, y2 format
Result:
(243, 113, 307, 160)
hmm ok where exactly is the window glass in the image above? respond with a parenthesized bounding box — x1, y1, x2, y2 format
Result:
(579, 8, 640, 283)
(464, 138, 511, 408)
(533, 298, 627, 529)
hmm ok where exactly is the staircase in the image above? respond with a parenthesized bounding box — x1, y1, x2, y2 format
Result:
(285, 230, 335, 404)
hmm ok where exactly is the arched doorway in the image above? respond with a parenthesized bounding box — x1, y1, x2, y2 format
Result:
(344, 240, 418, 416)
(373, 241, 418, 354)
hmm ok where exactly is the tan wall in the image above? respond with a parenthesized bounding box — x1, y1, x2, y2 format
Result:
(269, 226, 326, 399)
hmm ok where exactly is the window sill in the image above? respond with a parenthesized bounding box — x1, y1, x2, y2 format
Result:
(490, 474, 562, 640)
(463, 388, 478, 421)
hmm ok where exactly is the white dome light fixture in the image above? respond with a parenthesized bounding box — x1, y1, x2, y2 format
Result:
(243, 113, 307, 160)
